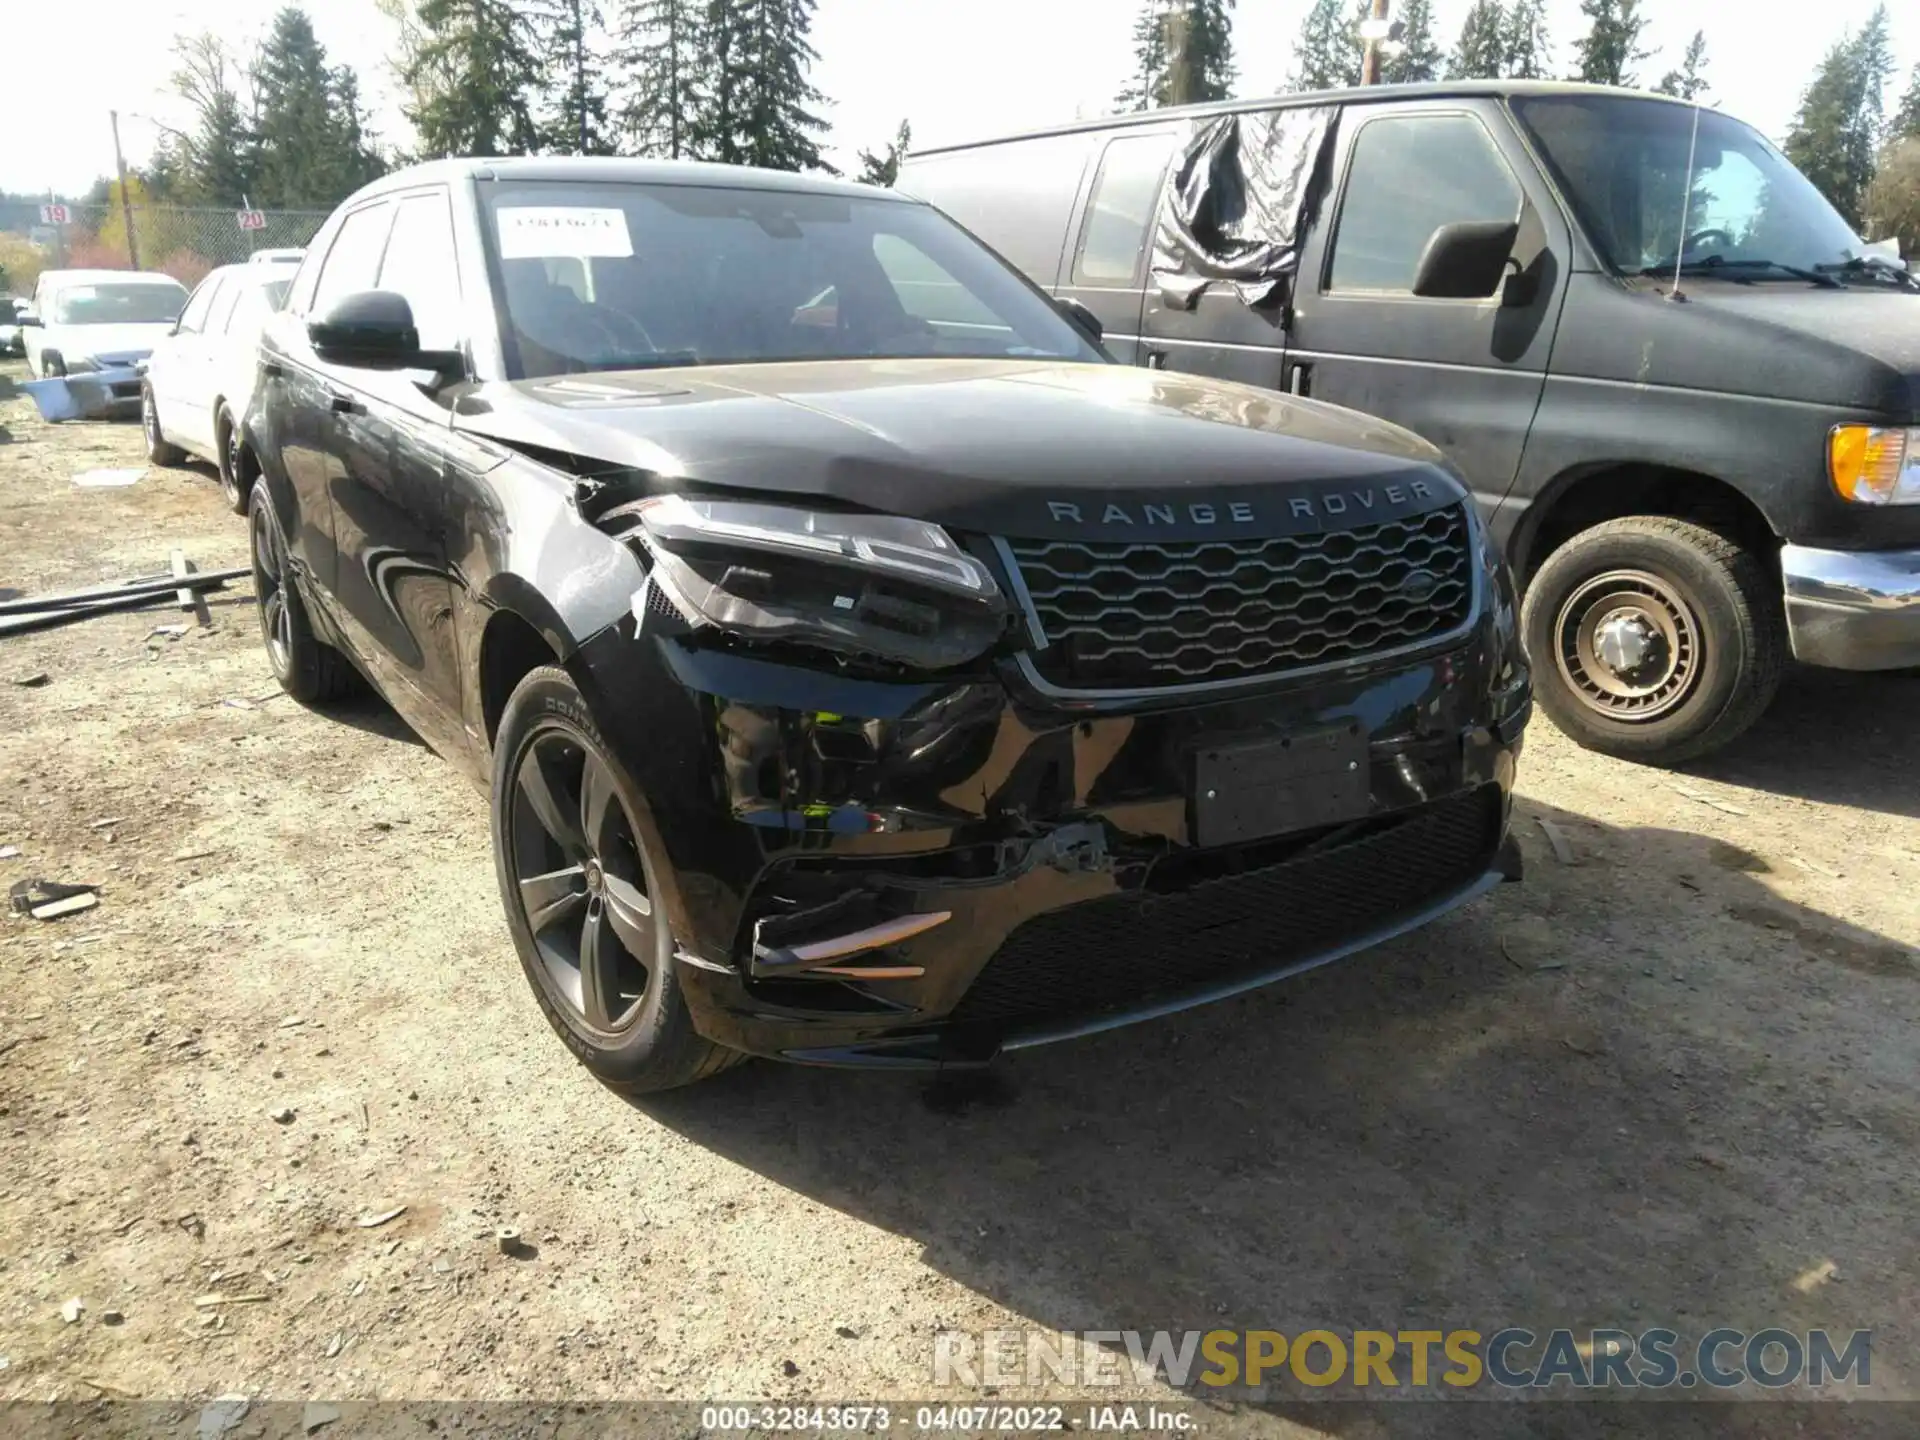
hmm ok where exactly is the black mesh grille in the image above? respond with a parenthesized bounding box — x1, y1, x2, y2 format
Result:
(948, 786, 1501, 1032)
(1008, 506, 1474, 690)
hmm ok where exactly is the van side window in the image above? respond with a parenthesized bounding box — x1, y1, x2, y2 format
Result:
(1329, 114, 1521, 294)
(1073, 133, 1175, 286)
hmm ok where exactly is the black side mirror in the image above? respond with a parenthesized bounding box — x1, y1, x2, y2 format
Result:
(1054, 296, 1103, 344)
(309, 290, 460, 374)
(17, 313, 42, 328)
(1411, 219, 1520, 300)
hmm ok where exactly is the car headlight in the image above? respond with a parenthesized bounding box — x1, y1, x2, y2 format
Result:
(627, 494, 1008, 670)
(1829, 425, 1920, 505)
(63, 356, 101, 375)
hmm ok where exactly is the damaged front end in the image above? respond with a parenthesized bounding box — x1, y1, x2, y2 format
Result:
(21, 367, 145, 422)
(565, 475, 1529, 1068)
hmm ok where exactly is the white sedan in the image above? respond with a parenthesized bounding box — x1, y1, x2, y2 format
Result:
(142, 259, 297, 512)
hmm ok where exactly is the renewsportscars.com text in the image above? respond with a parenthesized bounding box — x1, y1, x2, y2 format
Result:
(933, 1326, 1872, 1391)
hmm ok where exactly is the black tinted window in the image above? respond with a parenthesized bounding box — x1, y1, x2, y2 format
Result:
(312, 202, 393, 317)
(1073, 132, 1175, 286)
(1330, 114, 1521, 293)
(378, 191, 463, 350)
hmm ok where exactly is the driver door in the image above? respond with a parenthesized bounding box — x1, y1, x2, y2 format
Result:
(314, 186, 472, 761)
(1288, 100, 1571, 513)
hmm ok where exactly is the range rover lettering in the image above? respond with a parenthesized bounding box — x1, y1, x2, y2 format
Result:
(239, 158, 1530, 1092)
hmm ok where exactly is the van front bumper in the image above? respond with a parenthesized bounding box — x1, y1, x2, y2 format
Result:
(1782, 543, 1920, 671)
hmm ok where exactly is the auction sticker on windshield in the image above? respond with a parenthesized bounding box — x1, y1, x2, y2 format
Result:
(497, 207, 634, 260)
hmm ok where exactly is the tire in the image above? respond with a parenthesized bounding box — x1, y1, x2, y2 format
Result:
(1521, 516, 1784, 766)
(491, 665, 742, 1094)
(217, 406, 249, 513)
(247, 484, 356, 705)
(142, 384, 186, 467)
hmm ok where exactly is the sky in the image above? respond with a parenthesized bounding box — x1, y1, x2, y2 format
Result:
(5, 0, 1915, 199)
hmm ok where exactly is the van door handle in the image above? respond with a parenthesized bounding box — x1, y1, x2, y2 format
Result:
(1144, 347, 1167, 370)
(262, 360, 284, 380)
(325, 386, 360, 415)
(1287, 362, 1312, 396)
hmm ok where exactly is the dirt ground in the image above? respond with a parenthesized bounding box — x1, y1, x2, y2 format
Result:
(0, 358, 1916, 1436)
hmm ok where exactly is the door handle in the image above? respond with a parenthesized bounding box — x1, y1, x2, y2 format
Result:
(1286, 362, 1312, 397)
(325, 386, 360, 415)
(1145, 347, 1168, 370)
(262, 360, 284, 380)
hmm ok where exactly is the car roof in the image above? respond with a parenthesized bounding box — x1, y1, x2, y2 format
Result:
(205, 262, 296, 286)
(911, 79, 1700, 155)
(39, 269, 187, 288)
(338, 156, 909, 208)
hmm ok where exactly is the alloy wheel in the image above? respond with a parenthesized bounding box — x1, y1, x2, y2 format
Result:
(506, 727, 658, 1035)
(250, 501, 293, 675)
(1552, 568, 1702, 723)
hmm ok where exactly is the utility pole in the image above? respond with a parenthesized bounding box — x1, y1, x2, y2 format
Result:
(1360, 0, 1390, 85)
(109, 109, 140, 269)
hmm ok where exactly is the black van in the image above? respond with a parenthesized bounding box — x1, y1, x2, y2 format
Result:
(899, 81, 1920, 765)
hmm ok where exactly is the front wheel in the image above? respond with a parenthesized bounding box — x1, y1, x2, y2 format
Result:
(491, 665, 742, 1094)
(1521, 516, 1784, 766)
(142, 384, 186, 466)
(218, 407, 249, 512)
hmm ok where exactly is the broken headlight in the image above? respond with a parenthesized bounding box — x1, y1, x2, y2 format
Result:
(628, 494, 1008, 670)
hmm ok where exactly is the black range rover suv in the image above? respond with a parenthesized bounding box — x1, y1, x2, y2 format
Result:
(239, 158, 1530, 1092)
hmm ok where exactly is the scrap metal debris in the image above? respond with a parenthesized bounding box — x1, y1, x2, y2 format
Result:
(1536, 817, 1576, 865)
(8, 877, 101, 921)
(1668, 784, 1749, 816)
(10, 672, 49, 687)
(356, 1206, 408, 1229)
(0, 564, 249, 638)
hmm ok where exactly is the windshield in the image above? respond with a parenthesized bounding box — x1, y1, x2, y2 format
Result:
(479, 180, 1105, 380)
(50, 282, 187, 326)
(1513, 95, 1865, 277)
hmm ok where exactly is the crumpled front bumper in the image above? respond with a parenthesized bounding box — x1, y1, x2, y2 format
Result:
(20, 367, 144, 422)
(568, 599, 1531, 1069)
(1782, 543, 1920, 671)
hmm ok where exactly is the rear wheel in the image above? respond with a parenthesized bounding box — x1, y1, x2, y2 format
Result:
(142, 384, 186, 466)
(217, 406, 249, 512)
(492, 665, 741, 1094)
(1521, 516, 1784, 766)
(247, 485, 356, 704)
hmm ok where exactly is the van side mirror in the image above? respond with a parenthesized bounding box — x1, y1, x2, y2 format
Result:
(309, 290, 461, 375)
(1055, 296, 1103, 344)
(1411, 219, 1519, 300)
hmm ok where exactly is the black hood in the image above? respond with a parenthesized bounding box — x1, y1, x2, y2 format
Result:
(452, 359, 1468, 541)
(1630, 280, 1920, 417)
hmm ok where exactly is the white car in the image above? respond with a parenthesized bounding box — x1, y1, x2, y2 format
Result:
(22, 270, 188, 413)
(142, 261, 296, 512)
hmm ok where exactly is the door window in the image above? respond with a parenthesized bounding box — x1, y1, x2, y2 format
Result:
(1329, 114, 1522, 293)
(310, 201, 395, 318)
(1072, 132, 1176, 286)
(377, 191, 464, 351)
(175, 275, 226, 335)
(205, 276, 245, 336)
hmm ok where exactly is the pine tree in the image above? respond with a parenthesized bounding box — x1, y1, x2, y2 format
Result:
(1287, 0, 1358, 91)
(1654, 31, 1709, 101)
(1449, 0, 1507, 81)
(856, 120, 911, 186)
(700, 0, 830, 172)
(1502, 0, 1551, 80)
(534, 0, 613, 154)
(1115, 1, 1171, 112)
(616, 0, 707, 158)
(252, 7, 386, 207)
(1164, 1, 1235, 106)
(1569, 0, 1650, 88)
(1784, 6, 1895, 229)
(1892, 65, 1920, 144)
(1381, 0, 1442, 84)
(168, 34, 259, 206)
(404, 0, 544, 158)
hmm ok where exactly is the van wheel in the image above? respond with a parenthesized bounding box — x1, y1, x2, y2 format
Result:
(1521, 516, 1783, 766)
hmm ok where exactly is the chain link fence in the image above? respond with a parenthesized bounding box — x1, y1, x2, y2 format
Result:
(0, 201, 328, 295)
